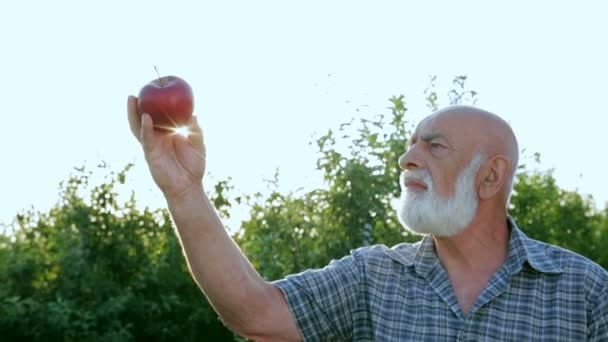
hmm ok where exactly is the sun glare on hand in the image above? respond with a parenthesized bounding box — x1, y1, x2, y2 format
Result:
(173, 126, 190, 137)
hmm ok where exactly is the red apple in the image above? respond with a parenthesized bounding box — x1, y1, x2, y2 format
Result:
(138, 75, 194, 130)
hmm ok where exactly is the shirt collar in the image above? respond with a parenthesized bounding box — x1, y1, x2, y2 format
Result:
(387, 217, 563, 276)
(504, 217, 563, 275)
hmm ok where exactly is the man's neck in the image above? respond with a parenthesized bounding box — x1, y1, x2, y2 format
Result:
(431, 213, 511, 315)
(433, 213, 510, 277)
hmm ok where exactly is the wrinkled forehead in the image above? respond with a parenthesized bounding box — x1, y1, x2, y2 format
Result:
(412, 112, 466, 143)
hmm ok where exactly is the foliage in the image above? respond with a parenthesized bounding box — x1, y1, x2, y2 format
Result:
(236, 75, 488, 277)
(0, 164, 236, 340)
(2, 75, 606, 339)
(509, 169, 608, 268)
(235, 94, 418, 279)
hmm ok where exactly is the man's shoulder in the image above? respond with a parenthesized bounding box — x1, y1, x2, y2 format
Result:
(350, 240, 423, 267)
(526, 237, 608, 288)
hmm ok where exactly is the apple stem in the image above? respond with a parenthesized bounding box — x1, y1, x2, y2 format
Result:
(154, 65, 165, 87)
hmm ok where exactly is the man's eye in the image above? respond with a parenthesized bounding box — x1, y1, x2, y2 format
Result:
(430, 143, 442, 149)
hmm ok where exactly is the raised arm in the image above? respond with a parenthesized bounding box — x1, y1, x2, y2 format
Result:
(127, 96, 300, 341)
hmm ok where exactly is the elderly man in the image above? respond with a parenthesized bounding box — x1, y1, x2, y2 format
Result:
(127, 97, 607, 341)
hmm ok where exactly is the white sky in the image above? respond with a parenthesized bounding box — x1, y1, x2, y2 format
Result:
(1, 0, 607, 228)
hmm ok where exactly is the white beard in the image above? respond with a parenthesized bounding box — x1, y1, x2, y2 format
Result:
(397, 153, 484, 236)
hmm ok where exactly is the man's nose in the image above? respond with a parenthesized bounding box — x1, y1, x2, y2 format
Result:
(399, 148, 423, 171)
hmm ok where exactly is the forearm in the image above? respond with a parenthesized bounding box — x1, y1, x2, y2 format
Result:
(165, 185, 270, 330)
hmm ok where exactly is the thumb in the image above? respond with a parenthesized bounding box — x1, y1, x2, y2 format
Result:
(127, 95, 142, 142)
(140, 113, 156, 154)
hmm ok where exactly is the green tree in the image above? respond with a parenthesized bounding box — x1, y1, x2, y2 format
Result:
(234, 94, 417, 280)
(509, 168, 608, 268)
(0, 164, 236, 340)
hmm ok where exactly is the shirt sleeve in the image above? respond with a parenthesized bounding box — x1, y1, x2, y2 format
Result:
(588, 285, 608, 341)
(272, 251, 363, 341)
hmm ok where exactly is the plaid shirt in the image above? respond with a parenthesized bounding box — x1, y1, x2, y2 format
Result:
(273, 218, 608, 341)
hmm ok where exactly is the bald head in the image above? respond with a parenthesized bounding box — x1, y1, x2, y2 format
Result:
(415, 105, 519, 203)
(431, 105, 518, 163)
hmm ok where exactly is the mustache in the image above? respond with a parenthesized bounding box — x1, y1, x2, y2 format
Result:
(401, 170, 432, 189)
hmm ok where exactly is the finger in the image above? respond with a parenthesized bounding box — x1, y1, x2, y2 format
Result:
(127, 95, 142, 142)
(187, 115, 204, 151)
(141, 113, 155, 154)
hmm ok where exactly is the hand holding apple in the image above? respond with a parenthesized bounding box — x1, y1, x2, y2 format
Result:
(138, 75, 194, 130)
(127, 73, 205, 201)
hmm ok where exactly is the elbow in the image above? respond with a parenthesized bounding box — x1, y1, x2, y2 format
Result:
(223, 316, 269, 342)
(215, 305, 257, 338)
(214, 290, 269, 339)
(222, 320, 251, 340)
(221, 283, 301, 341)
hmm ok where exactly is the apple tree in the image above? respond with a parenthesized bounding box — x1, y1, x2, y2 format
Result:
(0, 164, 236, 340)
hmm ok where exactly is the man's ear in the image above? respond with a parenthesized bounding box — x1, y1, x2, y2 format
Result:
(478, 155, 509, 200)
